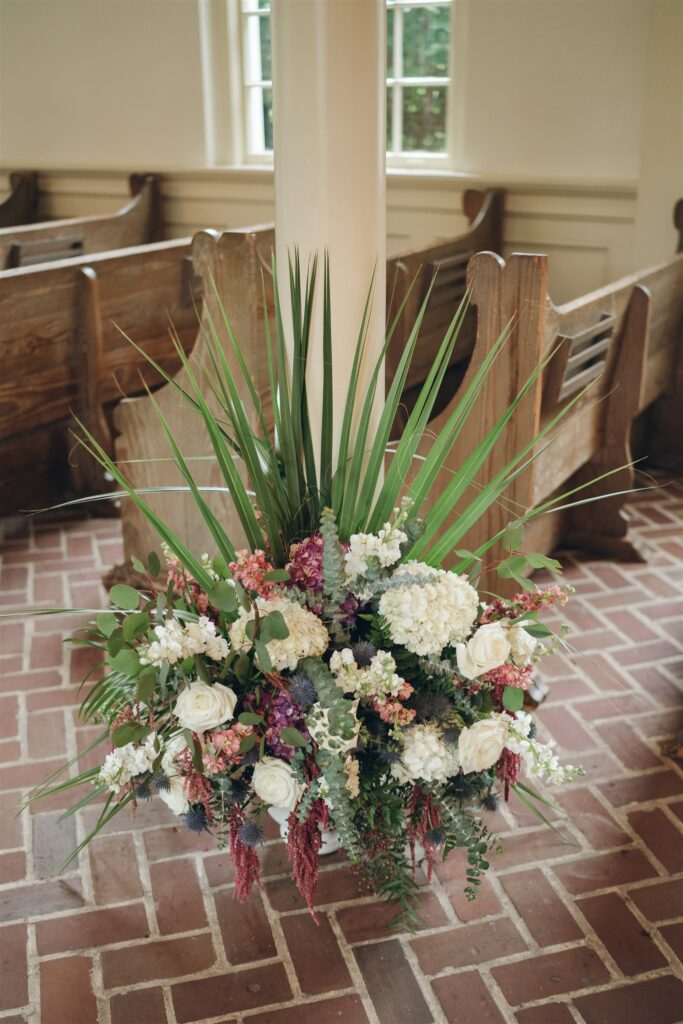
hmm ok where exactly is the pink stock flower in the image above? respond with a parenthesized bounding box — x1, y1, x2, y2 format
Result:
(229, 550, 277, 598)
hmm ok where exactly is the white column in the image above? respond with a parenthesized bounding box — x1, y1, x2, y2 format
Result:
(271, 0, 386, 472)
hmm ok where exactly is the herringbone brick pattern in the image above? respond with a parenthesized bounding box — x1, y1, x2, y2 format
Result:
(1, 481, 682, 1024)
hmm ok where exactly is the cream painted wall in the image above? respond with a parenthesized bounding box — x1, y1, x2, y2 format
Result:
(457, 0, 650, 179)
(0, 0, 206, 168)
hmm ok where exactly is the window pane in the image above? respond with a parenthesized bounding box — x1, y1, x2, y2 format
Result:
(259, 14, 271, 80)
(386, 86, 394, 150)
(401, 85, 446, 151)
(386, 7, 394, 77)
(262, 87, 273, 150)
(402, 4, 450, 78)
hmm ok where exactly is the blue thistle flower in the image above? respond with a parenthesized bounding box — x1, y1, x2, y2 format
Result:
(425, 826, 446, 846)
(378, 746, 401, 764)
(482, 791, 499, 812)
(352, 640, 377, 667)
(185, 804, 209, 833)
(238, 820, 264, 847)
(133, 775, 152, 801)
(151, 772, 170, 793)
(442, 726, 461, 745)
(219, 778, 249, 806)
(289, 673, 317, 707)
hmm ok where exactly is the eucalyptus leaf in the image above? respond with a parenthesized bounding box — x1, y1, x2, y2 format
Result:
(111, 722, 150, 748)
(109, 584, 141, 611)
(502, 685, 524, 712)
(208, 580, 238, 613)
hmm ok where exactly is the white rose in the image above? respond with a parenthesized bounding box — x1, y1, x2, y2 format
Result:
(508, 622, 538, 665)
(456, 622, 511, 680)
(252, 757, 303, 812)
(174, 680, 237, 733)
(158, 775, 190, 816)
(458, 717, 510, 773)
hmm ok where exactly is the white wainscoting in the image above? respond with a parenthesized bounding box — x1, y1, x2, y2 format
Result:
(0, 166, 639, 304)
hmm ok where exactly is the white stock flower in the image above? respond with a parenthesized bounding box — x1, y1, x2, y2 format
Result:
(506, 712, 583, 786)
(158, 775, 190, 816)
(140, 615, 228, 668)
(174, 680, 237, 733)
(345, 522, 407, 581)
(507, 622, 538, 665)
(229, 596, 329, 672)
(379, 563, 479, 657)
(456, 622, 511, 680)
(392, 723, 459, 784)
(252, 757, 303, 811)
(457, 716, 510, 773)
(161, 733, 189, 776)
(330, 648, 405, 700)
(99, 733, 158, 794)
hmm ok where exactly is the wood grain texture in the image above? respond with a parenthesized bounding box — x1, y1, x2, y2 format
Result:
(0, 237, 196, 515)
(0, 173, 161, 269)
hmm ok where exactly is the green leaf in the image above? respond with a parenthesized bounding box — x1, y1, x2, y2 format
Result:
(238, 712, 264, 726)
(135, 669, 157, 704)
(109, 584, 141, 611)
(112, 722, 150, 747)
(263, 569, 290, 582)
(147, 551, 161, 578)
(122, 612, 149, 643)
(523, 622, 553, 638)
(502, 685, 524, 712)
(503, 521, 525, 552)
(253, 639, 273, 671)
(239, 732, 258, 753)
(212, 555, 229, 578)
(260, 610, 289, 642)
(131, 556, 145, 574)
(110, 648, 141, 678)
(106, 629, 125, 658)
(208, 581, 238, 613)
(280, 727, 308, 748)
(97, 612, 118, 637)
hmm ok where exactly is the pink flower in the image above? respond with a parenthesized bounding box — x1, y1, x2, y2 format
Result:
(229, 550, 277, 598)
(202, 723, 254, 774)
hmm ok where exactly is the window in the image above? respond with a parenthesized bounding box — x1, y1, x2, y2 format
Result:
(239, 0, 453, 165)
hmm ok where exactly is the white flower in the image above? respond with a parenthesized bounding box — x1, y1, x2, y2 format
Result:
(345, 521, 407, 582)
(392, 723, 459, 784)
(229, 596, 329, 672)
(456, 622, 511, 680)
(508, 622, 538, 665)
(330, 648, 405, 700)
(161, 733, 189, 776)
(174, 680, 237, 733)
(98, 733, 158, 794)
(158, 775, 190, 816)
(252, 757, 303, 811)
(457, 716, 510, 773)
(506, 713, 583, 785)
(379, 563, 479, 656)
(140, 615, 228, 667)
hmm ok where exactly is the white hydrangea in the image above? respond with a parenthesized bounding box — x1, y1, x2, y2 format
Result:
(139, 616, 229, 668)
(379, 563, 479, 656)
(345, 520, 407, 583)
(506, 712, 583, 786)
(99, 733, 159, 794)
(229, 596, 329, 672)
(330, 648, 405, 700)
(392, 723, 460, 784)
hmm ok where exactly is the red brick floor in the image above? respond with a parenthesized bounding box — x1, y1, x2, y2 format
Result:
(0, 483, 682, 1024)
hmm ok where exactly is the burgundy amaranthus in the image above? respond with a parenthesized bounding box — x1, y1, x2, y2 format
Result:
(407, 786, 443, 882)
(497, 747, 522, 801)
(287, 798, 328, 918)
(229, 807, 262, 901)
(177, 747, 214, 822)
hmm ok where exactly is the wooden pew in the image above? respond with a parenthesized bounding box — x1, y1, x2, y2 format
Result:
(0, 237, 198, 516)
(0, 173, 161, 270)
(387, 189, 504, 434)
(420, 211, 683, 592)
(112, 190, 503, 563)
(0, 172, 39, 228)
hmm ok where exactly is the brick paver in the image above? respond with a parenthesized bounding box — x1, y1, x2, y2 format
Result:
(1, 480, 682, 1023)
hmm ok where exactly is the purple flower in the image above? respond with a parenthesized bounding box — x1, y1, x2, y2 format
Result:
(286, 534, 324, 594)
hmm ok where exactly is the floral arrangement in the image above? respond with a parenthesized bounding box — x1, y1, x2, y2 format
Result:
(25, 257, 601, 926)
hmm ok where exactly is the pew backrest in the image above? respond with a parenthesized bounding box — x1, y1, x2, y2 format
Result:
(0, 236, 196, 514)
(0, 171, 39, 228)
(0, 173, 161, 270)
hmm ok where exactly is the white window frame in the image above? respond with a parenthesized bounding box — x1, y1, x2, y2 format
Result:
(230, 0, 460, 170)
